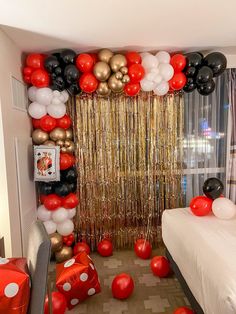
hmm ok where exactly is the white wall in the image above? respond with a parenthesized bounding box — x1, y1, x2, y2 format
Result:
(0, 28, 36, 257)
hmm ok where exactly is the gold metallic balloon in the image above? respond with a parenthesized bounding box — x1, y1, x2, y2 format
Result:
(98, 49, 114, 63)
(120, 66, 128, 75)
(65, 128, 73, 140)
(122, 75, 130, 83)
(32, 129, 49, 145)
(93, 61, 111, 82)
(50, 127, 66, 141)
(56, 139, 65, 147)
(50, 233, 63, 253)
(55, 246, 73, 263)
(115, 71, 123, 80)
(61, 147, 67, 153)
(108, 74, 124, 93)
(65, 140, 75, 153)
(43, 140, 56, 146)
(97, 82, 111, 96)
(109, 54, 127, 72)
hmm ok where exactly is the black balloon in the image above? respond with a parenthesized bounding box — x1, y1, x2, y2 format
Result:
(44, 56, 60, 73)
(185, 66, 197, 78)
(204, 52, 227, 77)
(196, 66, 213, 84)
(51, 76, 66, 91)
(67, 182, 77, 193)
(67, 82, 81, 95)
(39, 183, 54, 195)
(197, 79, 215, 96)
(54, 182, 70, 197)
(183, 77, 196, 93)
(61, 167, 77, 183)
(203, 177, 224, 200)
(64, 65, 79, 84)
(60, 49, 76, 64)
(54, 66, 63, 76)
(186, 52, 203, 68)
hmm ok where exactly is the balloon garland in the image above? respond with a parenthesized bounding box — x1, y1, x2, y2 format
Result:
(23, 49, 227, 97)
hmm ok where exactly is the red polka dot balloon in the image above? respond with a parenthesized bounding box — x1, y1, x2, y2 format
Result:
(112, 273, 134, 300)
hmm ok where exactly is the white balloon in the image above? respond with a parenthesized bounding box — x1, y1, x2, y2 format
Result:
(37, 205, 52, 222)
(61, 90, 69, 102)
(51, 97, 62, 106)
(140, 79, 156, 92)
(47, 102, 66, 118)
(28, 102, 47, 119)
(142, 54, 159, 70)
(28, 86, 37, 102)
(53, 90, 61, 97)
(140, 52, 150, 59)
(212, 198, 236, 220)
(35, 88, 53, 106)
(52, 207, 69, 223)
(158, 63, 174, 81)
(153, 81, 169, 96)
(153, 74, 163, 85)
(67, 208, 76, 219)
(150, 68, 160, 74)
(43, 220, 57, 234)
(57, 219, 74, 236)
(156, 51, 171, 64)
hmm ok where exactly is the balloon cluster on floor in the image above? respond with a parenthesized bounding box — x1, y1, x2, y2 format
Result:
(23, 50, 227, 97)
(190, 177, 236, 219)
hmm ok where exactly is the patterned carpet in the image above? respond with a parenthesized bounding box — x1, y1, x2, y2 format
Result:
(49, 248, 191, 314)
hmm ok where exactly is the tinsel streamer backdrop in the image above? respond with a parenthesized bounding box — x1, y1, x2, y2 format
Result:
(68, 92, 184, 249)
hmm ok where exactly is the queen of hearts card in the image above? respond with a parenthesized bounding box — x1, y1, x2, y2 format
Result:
(34, 146, 60, 182)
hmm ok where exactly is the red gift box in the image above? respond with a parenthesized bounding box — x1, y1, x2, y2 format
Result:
(56, 252, 101, 309)
(0, 257, 30, 314)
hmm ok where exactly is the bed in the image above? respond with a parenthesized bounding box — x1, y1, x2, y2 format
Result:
(162, 207, 236, 314)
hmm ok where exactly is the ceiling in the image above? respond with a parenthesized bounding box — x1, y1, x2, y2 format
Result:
(1, 0, 236, 54)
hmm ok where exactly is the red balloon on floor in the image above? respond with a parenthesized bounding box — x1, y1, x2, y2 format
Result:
(63, 193, 79, 209)
(112, 273, 134, 300)
(40, 115, 56, 132)
(173, 306, 194, 314)
(134, 239, 152, 259)
(73, 242, 91, 255)
(190, 196, 213, 216)
(97, 239, 113, 257)
(44, 194, 62, 211)
(44, 291, 67, 314)
(150, 256, 170, 278)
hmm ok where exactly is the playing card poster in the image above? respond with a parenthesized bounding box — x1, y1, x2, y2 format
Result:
(34, 146, 60, 182)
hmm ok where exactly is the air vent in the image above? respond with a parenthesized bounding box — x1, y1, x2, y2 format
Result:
(11, 77, 28, 111)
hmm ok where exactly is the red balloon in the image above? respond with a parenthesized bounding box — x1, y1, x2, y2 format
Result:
(23, 75, 31, 84)
(170, 54, 186, 73)
(124, 82, 141, 96)
(150, 256, 170, 278)
(32, 118, 41, 129)
(44, 194, 62, 211)
(63, 193, 79, 209)
(44, 291, 67, 314)
(73, 242, 91, 255)
(39, 115, 56, 132)
(23, 66, 34, 76)
(173, 306, 194, 314)
(26, 53, 44, 69)
(76, 54, 94, 73)
(31, 69, 50, 87)
(60, 153, 75, 170)
(56, 115, 72, 129)
(89, 53, 98, 65)
(126, 51, 142, 66)
(128, 64, 145, 83)
(63, 233, 75, 247)
(134, 239, 152, 259)
(79, 73, 98, 93)
(40, 194, 47, 204)
(112, 273, 134, 300)
(190, 196, 213, 216)
(169, 73, 186, 91)
(97, 239, 113, 257)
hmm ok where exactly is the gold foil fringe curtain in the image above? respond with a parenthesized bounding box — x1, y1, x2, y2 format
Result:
(68, 92, 183, 250)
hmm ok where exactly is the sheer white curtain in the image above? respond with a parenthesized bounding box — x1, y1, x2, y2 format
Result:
(183, 71, 229, 205)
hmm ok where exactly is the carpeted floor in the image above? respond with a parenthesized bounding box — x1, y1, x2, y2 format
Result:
(49, 248, 191, 314)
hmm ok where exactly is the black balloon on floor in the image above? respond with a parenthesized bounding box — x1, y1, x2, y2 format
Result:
(183, 77, 197, 93)
(204, 52, 227, 77)
(196, 66, 213, 84)
(203, 177, 224, 199)
(197, 79, 215, 96)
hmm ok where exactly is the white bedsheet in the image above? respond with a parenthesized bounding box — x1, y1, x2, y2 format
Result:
(162, 207, 236, 314)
